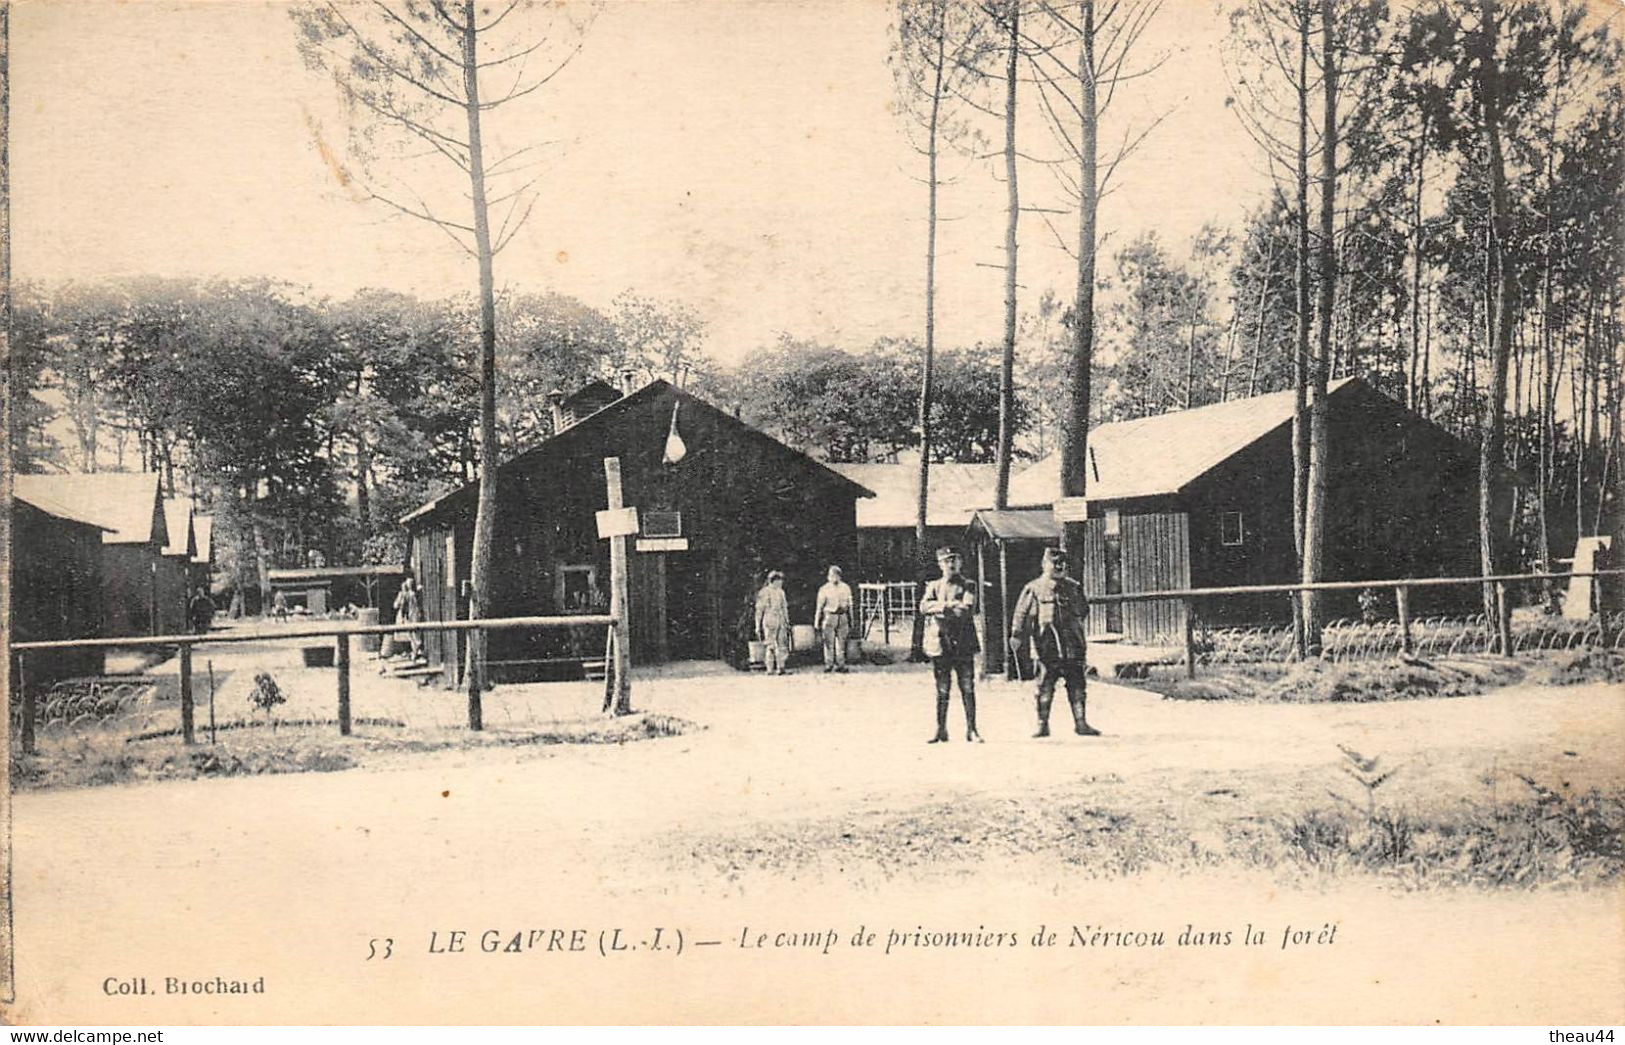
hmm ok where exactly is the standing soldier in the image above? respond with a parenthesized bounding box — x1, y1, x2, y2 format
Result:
(1010, 546, 1100, 738)
(188, 587, 214, 635)
(921, 546, 981, 743)
(813, 565, 854, 673)
(755, 570, 793, 675)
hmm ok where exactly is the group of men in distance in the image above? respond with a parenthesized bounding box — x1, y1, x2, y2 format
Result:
(753, 545, 1100, 743)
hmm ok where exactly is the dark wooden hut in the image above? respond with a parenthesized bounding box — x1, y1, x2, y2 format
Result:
(160, 498, 197, 634)
(402, 380, 874, 684)
(829, 461, 995, 582)
(972, 378, 1483, 667)
(16, 473, 171, 639)
(10, 487, 112, 684)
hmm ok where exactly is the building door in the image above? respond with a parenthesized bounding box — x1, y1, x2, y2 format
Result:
(1103, 533, 1124, 634)
(664, 553, 719, 660)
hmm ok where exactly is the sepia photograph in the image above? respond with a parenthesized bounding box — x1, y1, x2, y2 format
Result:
(0, 0, 1621, 1027)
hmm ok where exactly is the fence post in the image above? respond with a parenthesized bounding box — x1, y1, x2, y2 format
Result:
(179, 643, 195, 746)
(1292, 590, 1308, 661)
(604, 457, 634, 716)
(1395, 585, 1413, 656)
(881, 588, 891, 645)
(337, 632, 352, 736)
(1495, 581, 1514, 657)
(18, 652, 35, 756)
(1183, 598, 1196, 680)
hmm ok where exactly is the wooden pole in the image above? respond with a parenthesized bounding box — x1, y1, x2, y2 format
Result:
(337, 632, 352, 736)
(1183, 598, 1197, 679)
(1395, 584, 1413, 655)
(179, 643, 195, 746)
(604, 457, 634, 715)
(881, 585, 891, 645)
(1495, 581, 1514, 657)
(207, 659, 217, 745)
(977, 541, 990, 677)
(999, 539, 1013, 681)
(18, 653, 34, 756)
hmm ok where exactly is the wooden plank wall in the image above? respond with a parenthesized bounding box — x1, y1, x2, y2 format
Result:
(1079, 520, 1110, 638)
(1121, 512, 1190, 644)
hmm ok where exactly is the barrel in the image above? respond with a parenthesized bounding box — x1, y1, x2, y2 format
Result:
(358, 608, 381, 653)
(747, 640, 767, 665)
(791, 624, 817, 652)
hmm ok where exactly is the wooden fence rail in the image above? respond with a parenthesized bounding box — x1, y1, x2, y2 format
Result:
(10, 613, 620, 754)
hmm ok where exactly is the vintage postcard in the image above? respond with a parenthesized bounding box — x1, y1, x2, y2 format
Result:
(2, 0, 1622, 1027)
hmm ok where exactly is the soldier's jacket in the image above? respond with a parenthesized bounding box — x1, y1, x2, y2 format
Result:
(1011, 574, 1089, 663)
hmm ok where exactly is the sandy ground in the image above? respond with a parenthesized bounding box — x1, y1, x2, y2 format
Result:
(5, 629, 1623, 1025)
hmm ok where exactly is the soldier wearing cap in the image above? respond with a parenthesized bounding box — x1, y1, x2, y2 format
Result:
(920, 545, 982, 743)
(1010, 546, 1100, 737)
(814, 565, 854, 673)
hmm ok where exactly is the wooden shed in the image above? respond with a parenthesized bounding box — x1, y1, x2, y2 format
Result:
(16, 473, 172, 638)
(973, 378, 1482, 666)
(10, 487, 113, 684)
(190, 513, 215, 595)
(829, 461, 996, 582)
(160, 498, 197, 634)
(401, 380, 874, 683)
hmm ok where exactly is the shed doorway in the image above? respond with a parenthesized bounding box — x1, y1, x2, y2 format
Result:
(663, 552, 721, 660)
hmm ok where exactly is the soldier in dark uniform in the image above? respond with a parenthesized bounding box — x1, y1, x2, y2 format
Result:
(1010, 546, 1100, 738)
(920, 546, 982, 744)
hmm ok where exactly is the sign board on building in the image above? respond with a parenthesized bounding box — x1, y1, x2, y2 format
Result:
(636, 537, 690, 553)
(595, 507, 640, 539)
(1053, 496, 1090, 523)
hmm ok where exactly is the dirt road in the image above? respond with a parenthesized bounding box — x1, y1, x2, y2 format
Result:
(6, 662, 1622, 1024)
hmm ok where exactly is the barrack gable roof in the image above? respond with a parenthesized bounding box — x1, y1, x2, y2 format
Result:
(1006, 378, 1364, 508)
(830, 462, 997, 530)
(402, 380, 875, 526)
(12, 486, 118, 533)
(15, 473, 167, 546)
(192, 515, 214, 565)
(162, 498, 197, 559)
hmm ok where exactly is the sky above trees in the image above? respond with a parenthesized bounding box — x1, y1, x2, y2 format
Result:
(11, 0, 1262, 364)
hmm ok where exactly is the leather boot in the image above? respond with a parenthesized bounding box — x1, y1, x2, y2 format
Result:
(1034, 692, 1053, 738)
(1071, 695, 1101, 736)
(929, 690, 950, 743)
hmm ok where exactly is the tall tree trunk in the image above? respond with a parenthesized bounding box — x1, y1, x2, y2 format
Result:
(1476, 0, 1515, 631)
(995, 0, 1020, 510)
(1248, 240, 1276, 398)
(1291, 1, 1311, 657)
(1184, 315, 1198, 409)
(461, 0, 497, 730)
(909, 23, 947, 662)
(1301, 0, 1335, 656)
(1060, 0, 1096, 701)
(356, 436, 372, 534)
(1407, 124, 1428, 412)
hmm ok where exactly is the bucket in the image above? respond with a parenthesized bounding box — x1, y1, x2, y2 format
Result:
(747, 640, 766, 664)
(358, 608, 381, 653)
(846, 637, 864, 663)
(791, 624, 817, 652)
(381, 632, 398, 658)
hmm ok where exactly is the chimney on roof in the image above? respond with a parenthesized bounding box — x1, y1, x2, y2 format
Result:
(547, 388, 566, 434)
(620, 368, 638, 394)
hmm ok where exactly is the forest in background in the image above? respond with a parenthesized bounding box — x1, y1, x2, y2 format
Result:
(5, 0, 1621, 612)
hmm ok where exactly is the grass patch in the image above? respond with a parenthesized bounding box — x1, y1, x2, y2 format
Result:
(1135, 655, 1529, 703)
(670, 773, 1624, 890)
(1539, 649, 1625, 686)
(11, 712, 700, 792)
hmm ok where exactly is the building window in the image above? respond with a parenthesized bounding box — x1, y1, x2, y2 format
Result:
(643, 511, 682, 538)
(1104, 507, 1121, 536)
(1221, 511, 1244, 547)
